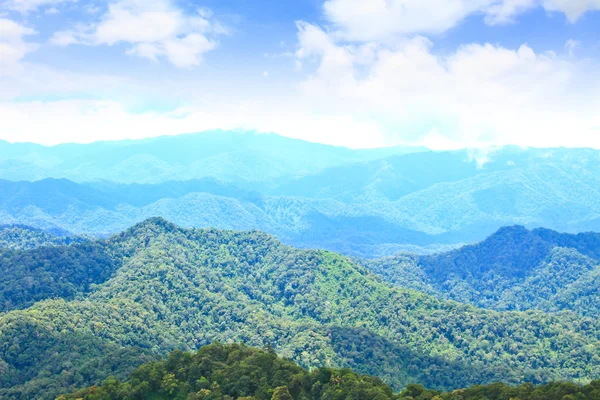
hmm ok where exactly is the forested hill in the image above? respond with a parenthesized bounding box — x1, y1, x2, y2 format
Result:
(1, 218, 600, 399)
(362, 225, 600, 315)
(60, 343, 600, 400)
(0, 225, 83, 250)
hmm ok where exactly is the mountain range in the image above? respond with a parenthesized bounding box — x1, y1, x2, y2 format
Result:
(2, 132, 600, 256)
(1, 219, 600, 399)
(362, 225, 600, 316)
(0, 131, 424, 184)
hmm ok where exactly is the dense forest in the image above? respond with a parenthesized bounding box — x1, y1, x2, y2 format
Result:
(362, 225, 600, 316)
(0, 225, 83, 250)
(59, 343, 600, 400)
(1, 219, 600, 399)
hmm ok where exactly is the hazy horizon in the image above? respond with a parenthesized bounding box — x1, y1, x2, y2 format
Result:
(4, 129, 600, 152)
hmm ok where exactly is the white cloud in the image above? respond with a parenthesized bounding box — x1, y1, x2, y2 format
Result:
(1, 0, 76, 13)
(50, 0, 222, 68)
(3, 21, 598, 150)
(0, 99, 389, 148)
(323, 0, 488, 40)
(322, 0, 600, 40)
(484, 0, 539, 24)
(2, 0, 599, 151)
(292, 23, 600, 149)
(543, 0, 600, 22)
(0, 18, 37, 65)
(565, 39, 580, 56)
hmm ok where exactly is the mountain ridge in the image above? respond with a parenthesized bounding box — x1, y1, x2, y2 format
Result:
(363, 224, 600, 314)
(1, 218, 600, 399)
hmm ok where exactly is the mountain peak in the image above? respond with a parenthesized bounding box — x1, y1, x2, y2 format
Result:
(490, 225, 531, 237)
(132, 216, 177, 231)
(118, 217, 180, 240)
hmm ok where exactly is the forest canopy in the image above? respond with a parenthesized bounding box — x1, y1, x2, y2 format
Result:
(59, 343, 600, 400)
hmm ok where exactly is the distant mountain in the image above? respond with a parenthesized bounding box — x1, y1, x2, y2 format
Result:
(1, 219, 599, 399)
(0, 131, 425, 184)
(3, 139, 600, 256)
(0, 178, 463, 255)
(363, 226, 600, 316)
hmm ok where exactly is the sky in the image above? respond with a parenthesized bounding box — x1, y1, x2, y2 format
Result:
(0, 0, 599, 149)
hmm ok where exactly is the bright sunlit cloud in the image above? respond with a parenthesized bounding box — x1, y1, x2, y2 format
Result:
(50, 0, 223, 67)
(293, 23, 600, 149)
(0, 18, 37, 65)
(322, 0, 600, 40)
(0, 0, 599, 149)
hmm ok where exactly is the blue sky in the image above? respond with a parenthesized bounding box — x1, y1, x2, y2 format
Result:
(1, 0, 599, 149)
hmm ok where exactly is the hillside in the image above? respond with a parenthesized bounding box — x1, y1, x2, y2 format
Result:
(2, 142, 600, 257)
(363, 226, 600, 315)
(1, 219, 599, 399)
(59, 343, 600, 400)
(0, 225, 82, 250)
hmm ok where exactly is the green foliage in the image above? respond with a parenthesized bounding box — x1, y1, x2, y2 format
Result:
(363, 226, 600, 316)
(59, 344, 600, 400)
(399, 380, 600, 400)
(58, 343, 398, 400)
(0, 225, 83, 250)
(1, 219, 600, 399)
(0, 240, 123, 312)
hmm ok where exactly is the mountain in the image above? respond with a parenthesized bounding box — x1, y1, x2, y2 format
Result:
(1, 219, 599, 399)
(58, 343, 600, 400)
(3, 142, 600, 257)
(0, 225, 83, 250)
(0, 131, 425, 184)
(362, 226, 600, 316)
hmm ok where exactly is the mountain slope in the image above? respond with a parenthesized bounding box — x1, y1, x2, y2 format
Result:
(1, 219, 600, 399)
(363, 226, 600, 315)
(0, 225, 82, 250)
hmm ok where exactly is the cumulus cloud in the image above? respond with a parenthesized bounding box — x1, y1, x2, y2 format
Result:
(322, 0, 600, 40)
(0, 18, 37, 65)
(293, 23, 600, 149)
(290, 0, 600, 148)
(50, 0, 222, 68)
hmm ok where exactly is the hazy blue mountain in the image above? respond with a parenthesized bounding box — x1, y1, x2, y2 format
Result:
(0, 178, 460, 255)
(363, 226, 600, 316)
(267, 146, 598, 200)
(2, 139, 600, 256)
(0, 131, 425, 184)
